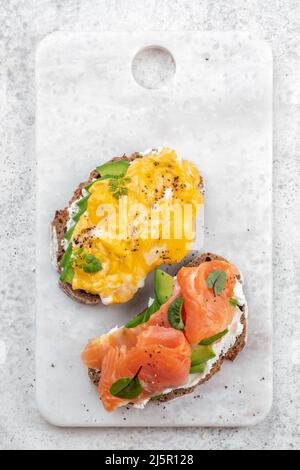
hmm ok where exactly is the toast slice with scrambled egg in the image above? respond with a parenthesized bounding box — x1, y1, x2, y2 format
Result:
(51, 148, 204, 306)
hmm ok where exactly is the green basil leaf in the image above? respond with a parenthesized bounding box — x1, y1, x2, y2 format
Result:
(81, 254, 103, 273)
(147, 298, 161, 316)
(140, 299, 160, 323)
(206, 269, 227, 296)
(108, 176, 131, 200)
(110, 367, 143, 399)
(125, 298, 161, 329)
(229, 298, 239, 307)
(125, 311, 147, 329)
(199, 329, 229, 346)
(168, 297, 184, 330)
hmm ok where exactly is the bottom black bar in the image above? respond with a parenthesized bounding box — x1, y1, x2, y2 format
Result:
(100, 451, 208, 466)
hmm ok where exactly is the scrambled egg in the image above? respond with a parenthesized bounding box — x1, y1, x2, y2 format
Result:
(71, 148, 204, 304)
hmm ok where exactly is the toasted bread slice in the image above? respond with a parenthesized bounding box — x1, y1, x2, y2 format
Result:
(87, 252, 247, 404)
(51, 152, 204, 305)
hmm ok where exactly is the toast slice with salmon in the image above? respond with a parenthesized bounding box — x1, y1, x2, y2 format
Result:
(83, 253, 247, 411)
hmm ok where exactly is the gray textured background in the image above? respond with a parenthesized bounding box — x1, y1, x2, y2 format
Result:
(0, 0, 299, 450)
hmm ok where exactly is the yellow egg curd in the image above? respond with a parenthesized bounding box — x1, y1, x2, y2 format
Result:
(71, 148, 204, 304)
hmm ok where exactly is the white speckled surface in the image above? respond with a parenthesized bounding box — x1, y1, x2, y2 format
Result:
(0, 0, 299, 450)
(36, 31, 272, 427)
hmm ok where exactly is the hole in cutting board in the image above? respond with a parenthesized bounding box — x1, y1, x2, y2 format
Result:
(132, 46, 176, 89)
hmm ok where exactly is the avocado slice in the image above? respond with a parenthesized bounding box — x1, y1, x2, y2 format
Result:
(60, 244, 75, 283)
(76, 194, 90, 210)
(190, 363, 206, 374)
(60, 264, 74, 283)
(60, 243, 73, 269)
(72, 208, 85, 223)
(96, 160, 130, 178)
(191, 345, 216, 367)
(154, 269, 175, 305)
(64, 224, 75, 241)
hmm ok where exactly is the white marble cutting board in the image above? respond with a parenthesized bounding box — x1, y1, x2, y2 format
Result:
(36, 32, 273, 427)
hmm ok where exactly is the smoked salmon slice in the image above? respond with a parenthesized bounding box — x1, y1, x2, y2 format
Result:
(98, 326, 191, 411)
(82, 328, 138, 370)
(120, 327, 191, 395)
(177, 260, 238, 345)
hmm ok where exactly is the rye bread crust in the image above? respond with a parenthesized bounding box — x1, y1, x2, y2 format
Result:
(87, 252, 247, 403)
(51, 152, 205, 305)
